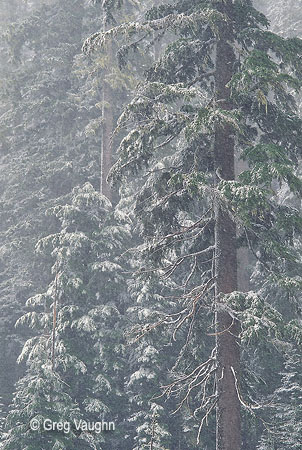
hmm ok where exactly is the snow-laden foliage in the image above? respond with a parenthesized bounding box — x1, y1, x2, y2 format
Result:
(83, 0, 302, 447)
(2, 183, 131, 449)
(257, 349, 302, 450)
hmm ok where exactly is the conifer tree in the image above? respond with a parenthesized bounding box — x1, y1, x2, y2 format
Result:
(2, 182, 131, 449)
(0, 0, 125, 420)
(248, 2, 302, 446)
(84, 0, 302, 448)
(0, 0, 88, 415)
(257, 349, 302, 450)
(1, 0, 137, 445)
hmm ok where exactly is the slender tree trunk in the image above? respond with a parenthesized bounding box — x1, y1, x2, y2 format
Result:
(235, 158, 250, 292)
(214, 2, 241, 449)
(100, 15, 113, 200)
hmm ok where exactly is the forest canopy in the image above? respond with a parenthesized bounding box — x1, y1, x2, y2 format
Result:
(0, 1, 301, 449)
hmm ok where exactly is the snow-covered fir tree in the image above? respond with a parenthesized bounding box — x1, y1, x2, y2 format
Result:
(2, 183, 131, 449)
(257, 348, 302, 450)
(0, 0, 101, 417)
(1, 0, 302, 449)
(84, 0, 302, 448)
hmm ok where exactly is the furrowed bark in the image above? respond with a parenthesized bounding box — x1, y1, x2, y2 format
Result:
(214, 2, 241, 449)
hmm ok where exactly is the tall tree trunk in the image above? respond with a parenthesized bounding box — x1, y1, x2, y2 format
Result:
(214, 2, 241, 449)
(235, 158, 251, 292)
(100, 14, 113, 200)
